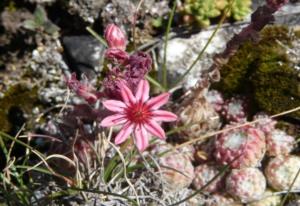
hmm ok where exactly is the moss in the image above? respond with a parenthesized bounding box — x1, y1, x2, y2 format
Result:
(0, 84, 39, 133)
(253, 62, 300, 118)
(214, 41, 257, 95)
(213, 26, 300, 118)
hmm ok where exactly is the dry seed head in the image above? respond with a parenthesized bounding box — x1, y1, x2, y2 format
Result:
(178, 88, 221, 141)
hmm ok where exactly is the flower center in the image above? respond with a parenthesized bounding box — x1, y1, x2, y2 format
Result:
(125, 102, 151, 124)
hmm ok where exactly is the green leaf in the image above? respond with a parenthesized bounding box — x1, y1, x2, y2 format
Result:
(34, 5, 47, 26)
(43, 21, 60, 35)
(23, 20, 38, 31)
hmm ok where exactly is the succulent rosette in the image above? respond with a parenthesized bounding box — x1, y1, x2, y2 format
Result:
(158, 151, 195, 191)
(265, 129, 295, 156)
(214, 125, 266, 168)
(178, 144, 196, 162)
(265, 155, 300, 190)
(226, 168, 266, 203)
(222, 96, 248, 123)
(192, 164, 223, 193)
(253, 113, 277, 136)
(205, 89, 224, 112)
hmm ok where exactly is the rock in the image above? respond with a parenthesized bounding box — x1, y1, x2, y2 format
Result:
(101, 0, 135, 32)
(1, 8, 32, 34)
(142, 0, 170, 17)
(274, 2, 300, 26)
(159, 25, 243, 89)
(101, 0, 170, 45)
(28, 38, 74, 104)
(62, 36, 105, 78)
(67, 0, 106, 23)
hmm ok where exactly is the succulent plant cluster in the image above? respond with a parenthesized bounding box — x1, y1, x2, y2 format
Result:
(178, 87, 221, 141)
(174, 82, 298, 204)
(181, 0, 252, 27)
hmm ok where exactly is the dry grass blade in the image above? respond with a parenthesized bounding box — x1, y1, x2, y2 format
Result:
(108, 141, 140, 206)
(173, 106, 300, 151)
(0, 131, 74, 185)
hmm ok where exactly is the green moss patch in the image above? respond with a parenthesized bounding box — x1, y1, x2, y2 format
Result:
(213, 26, 300, 118)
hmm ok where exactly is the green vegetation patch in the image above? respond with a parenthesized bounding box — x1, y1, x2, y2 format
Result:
(213, 26, 300, 118)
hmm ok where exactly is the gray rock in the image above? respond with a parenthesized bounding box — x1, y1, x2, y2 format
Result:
(274, 2, 300, 26)
(159, 25, 244, 89)
(68, 0, 106, 23)
(27, 38, 79, 104)
(62, 36, 105, 78)
(101, 0, 135, 32)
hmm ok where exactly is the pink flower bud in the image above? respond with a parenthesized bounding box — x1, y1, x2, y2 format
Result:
(104, 24, 127, 50)
(65, 73, 103, 104)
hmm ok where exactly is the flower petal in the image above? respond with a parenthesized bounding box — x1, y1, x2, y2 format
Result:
(120, 82, 136, 105)
(100, 114, 126, 127)
(144, 120, 166, 139)
(114, 122, 134, 145)
(103, 100, 126, 112)
(135, 79, 150, 103)
(134, 125, 149, 152)
(146, 93, 170, 110)
(152, 110, 177, 122)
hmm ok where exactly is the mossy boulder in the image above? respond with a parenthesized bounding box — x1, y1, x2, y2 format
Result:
(213, 26, 300, 118)
(0, 84, 39, 133)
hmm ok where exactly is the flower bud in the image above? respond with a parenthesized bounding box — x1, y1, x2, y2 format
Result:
(65, 73, 102, 104)
(104, 24, 127, 50)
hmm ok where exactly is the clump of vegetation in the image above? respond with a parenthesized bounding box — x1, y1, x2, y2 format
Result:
(0, 84, 39, 133)
(230, 0, 252, 21)
(181, 0, 251, 27)
(23, 5, 60, 35)
(213, 26, 300, 118)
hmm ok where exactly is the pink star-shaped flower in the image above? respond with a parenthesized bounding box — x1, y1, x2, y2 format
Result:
(100, 79, 177, 151)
